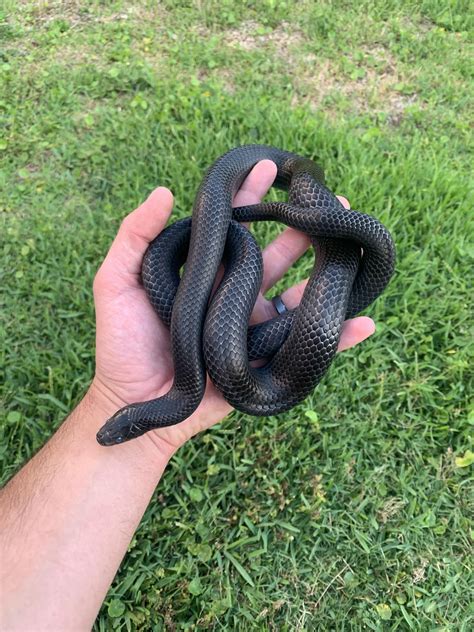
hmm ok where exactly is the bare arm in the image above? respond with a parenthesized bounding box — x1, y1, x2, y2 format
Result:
(0, 388, 172, 631)
(0, 163, 374, 631)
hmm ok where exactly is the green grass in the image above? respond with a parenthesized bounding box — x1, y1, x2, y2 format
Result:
(1, 0, 473, 629)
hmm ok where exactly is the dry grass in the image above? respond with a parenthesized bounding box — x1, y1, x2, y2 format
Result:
(292, 46, 421, 120)
(224, 19, 305, 52)
(196, 20, 422, 119)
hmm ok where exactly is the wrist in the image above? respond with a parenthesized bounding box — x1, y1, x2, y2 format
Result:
(84, 378, 178, 462)
(87, 376, 129, 419)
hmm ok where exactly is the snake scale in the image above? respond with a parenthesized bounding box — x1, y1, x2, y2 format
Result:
(96, 145, 395, 446)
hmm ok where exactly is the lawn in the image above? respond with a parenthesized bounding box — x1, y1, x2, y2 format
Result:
(1, 0, 473, 629)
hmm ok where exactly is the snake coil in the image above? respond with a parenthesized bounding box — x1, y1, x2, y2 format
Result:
(97, 145, 395, 446)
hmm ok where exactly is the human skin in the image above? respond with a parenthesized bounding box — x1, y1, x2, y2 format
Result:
(0, 160, 375, 631)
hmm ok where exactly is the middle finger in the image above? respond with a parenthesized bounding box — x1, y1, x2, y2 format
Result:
(260, 227, 311, 294)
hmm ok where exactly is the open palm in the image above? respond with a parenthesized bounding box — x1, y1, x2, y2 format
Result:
(91, 161, 375, 454)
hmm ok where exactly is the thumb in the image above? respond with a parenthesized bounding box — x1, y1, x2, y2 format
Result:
(97, 187, 174, 283)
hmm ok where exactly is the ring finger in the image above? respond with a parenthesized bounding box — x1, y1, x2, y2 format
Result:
(251, 195, 351, 323)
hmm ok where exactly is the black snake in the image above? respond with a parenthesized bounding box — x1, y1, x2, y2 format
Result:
(96, 145, 395, 446)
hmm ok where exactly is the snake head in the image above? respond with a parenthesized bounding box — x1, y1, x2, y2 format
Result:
(96, 406, 137, 446)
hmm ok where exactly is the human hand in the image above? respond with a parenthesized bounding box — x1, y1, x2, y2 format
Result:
(91, 161, 375, 456)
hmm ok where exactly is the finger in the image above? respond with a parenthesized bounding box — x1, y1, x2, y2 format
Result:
(100, 187, 174, 279)
(252, 292, 375, 353)
(259, 194, 350, 293)
(250, 277, 307, 323)
(281, 278, 307, 308)
(210, 161, 277, 297)
(260, 228, 311, 293)
(337, 317, 375, 350)
(233, 159, 277, 207)
(337, 195, 350, 209)
(253, 274, 375, 351)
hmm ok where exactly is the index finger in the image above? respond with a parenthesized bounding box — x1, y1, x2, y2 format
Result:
(233, 160, 277, 208)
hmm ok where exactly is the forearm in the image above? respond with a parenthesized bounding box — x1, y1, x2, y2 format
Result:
(0, 384, 174, 631)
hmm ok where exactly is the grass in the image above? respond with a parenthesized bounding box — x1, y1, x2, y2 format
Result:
(1, 0, 473, 629)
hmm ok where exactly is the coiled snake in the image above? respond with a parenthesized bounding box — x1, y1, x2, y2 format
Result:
(97, 145, 395, 446)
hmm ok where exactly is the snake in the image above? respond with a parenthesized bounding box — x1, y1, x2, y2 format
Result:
(96, 145, 395, 446)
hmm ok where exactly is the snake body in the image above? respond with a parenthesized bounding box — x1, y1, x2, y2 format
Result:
(96, 145, 395, 446)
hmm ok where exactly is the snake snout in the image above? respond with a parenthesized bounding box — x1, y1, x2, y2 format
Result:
(96, 407, 135, 446)
(96, 427, 124, 446)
